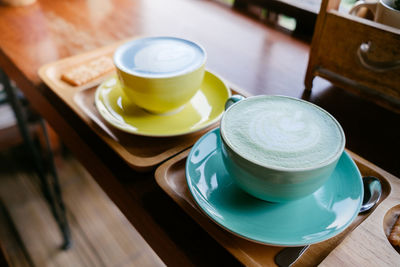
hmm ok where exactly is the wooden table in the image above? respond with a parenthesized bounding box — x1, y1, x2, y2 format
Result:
(1, 0, 399, 265)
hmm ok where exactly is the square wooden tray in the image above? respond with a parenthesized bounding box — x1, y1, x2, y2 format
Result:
(38, 40, 248, 172)
(155, 148, 400, 266)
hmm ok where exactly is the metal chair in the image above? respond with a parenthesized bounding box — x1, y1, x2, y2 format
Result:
(0, 69, 71, 250)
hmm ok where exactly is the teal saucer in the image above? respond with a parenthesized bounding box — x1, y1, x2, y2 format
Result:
(186, 128, 363, 246)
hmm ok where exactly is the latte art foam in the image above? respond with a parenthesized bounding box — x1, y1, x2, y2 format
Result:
(222, 96, 344, 169)
(114, 37, 205, 77)
(249, 110, 321, 153)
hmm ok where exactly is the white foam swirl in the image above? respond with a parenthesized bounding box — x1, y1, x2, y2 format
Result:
(222, 96, 344, 169)
(133, 42, 197, 73)
(249, 109, 320, 152)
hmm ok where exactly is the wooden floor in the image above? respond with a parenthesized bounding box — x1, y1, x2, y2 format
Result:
(0, 144, 165, 267)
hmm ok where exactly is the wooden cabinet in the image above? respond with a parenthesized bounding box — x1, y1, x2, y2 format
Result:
(306, 0, 400, 113)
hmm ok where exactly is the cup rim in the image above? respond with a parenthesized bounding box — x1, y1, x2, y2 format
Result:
(113, 36, 207, 79)
(381, 0, 400, 12)
(220, 95, 346, 172)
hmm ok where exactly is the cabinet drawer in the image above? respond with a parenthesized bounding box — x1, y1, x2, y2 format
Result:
(315, 12, 400, 99)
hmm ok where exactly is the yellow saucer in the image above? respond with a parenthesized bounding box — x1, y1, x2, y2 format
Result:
(95, 71, 231, 137)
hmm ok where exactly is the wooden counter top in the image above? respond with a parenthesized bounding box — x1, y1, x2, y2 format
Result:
(0, 0, 399, 265)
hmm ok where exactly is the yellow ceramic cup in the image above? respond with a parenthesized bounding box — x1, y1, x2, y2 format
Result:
(114, 37, 206, 114)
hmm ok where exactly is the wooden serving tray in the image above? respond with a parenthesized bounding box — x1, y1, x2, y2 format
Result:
(38, 39, 248, 172)
(155, 148, 400, 266)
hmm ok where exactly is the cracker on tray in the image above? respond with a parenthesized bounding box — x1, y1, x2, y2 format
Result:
(61, 56, 114, 86)
(389, 215, 400, 247)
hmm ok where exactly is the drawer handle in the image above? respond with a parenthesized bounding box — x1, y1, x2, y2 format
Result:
(357, 42, 400, 72)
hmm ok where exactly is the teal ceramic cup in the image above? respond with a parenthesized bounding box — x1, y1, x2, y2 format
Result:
(220, 95, 346, 202)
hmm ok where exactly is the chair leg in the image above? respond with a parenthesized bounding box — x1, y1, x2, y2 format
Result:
(38, 118, 72, 249)
(0, 69, 72, 250)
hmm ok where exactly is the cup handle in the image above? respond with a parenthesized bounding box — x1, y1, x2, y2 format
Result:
(225, 95, 246, 110)
(349, 0, 378, 17)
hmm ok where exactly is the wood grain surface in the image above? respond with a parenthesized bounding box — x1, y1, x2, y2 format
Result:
(38, 43, 249, 171)
(318, 152, 400, 266)
(155, 148, 399, 266)
(0, 0, 399, 265)
(306, 0, 400, 113)
(0, 0, 398, 176)
(0, 147, 165, 267)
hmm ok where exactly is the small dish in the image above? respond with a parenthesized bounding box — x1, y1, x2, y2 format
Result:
(186, 128, 363, 246)
(95, 71, 231, 137)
